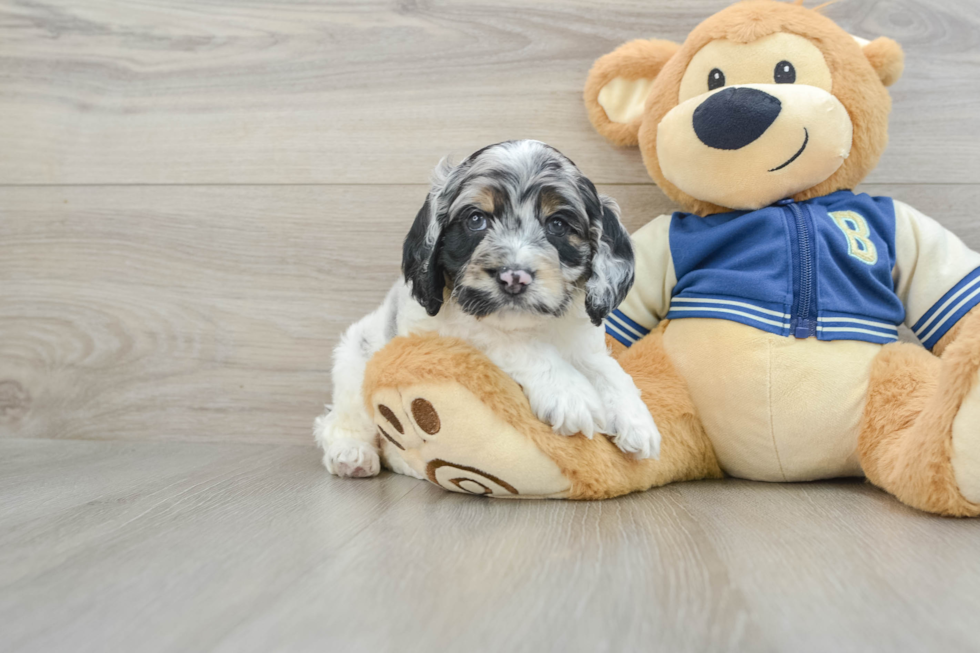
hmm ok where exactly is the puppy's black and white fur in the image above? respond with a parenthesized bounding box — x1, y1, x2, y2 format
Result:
(315, 140, 660, 478)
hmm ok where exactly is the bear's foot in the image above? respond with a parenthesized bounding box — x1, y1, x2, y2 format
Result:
(359, 332, 724, 499)
(861, 306, 980, 516)
(948, 333, 980, 505)
(368, 382, 572, 498)
(951, 375, 980, 504)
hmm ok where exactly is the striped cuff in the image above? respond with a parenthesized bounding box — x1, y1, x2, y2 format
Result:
(664, 295, 792, 337)
(604, 309, 652, 347)
(912, 267, 980, 350)
(816, 313, 899, 344)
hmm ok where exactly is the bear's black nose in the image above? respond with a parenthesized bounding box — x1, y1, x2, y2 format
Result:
(692, 87, 782, 150)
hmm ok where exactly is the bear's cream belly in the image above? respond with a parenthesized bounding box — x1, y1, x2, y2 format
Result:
(662, 319, 881, 481)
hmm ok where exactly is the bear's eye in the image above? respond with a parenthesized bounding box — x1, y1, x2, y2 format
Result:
(708, 68, 725, 91)
(774, 60, 796, 84)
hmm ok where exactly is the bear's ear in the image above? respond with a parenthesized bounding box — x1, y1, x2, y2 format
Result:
(859, 36, 904, 87)
(584, 39, 680, 147)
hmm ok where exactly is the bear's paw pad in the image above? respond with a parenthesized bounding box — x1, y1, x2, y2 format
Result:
(367, 383, 571, 499)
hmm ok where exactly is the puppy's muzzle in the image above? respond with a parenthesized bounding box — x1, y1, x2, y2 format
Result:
(495, 267, 534, 295)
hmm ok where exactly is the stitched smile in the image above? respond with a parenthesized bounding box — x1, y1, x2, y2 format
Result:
(769, 128, 809, 172)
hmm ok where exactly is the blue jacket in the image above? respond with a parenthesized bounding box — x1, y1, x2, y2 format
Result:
(605, 191, 980, 350)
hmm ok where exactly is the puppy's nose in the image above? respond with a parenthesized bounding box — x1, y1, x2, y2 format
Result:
(693, 87, 782, 150)
(497, 268, 533, 295)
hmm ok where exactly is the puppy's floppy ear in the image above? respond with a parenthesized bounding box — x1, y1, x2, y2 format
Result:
(582, 184, 635, 326)
(584, 39, 680, 147)
(402, 194, 445, 316)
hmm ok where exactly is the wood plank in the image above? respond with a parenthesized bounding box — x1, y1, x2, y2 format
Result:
(0, 184, 417, 444)
(2, 183, 978, 444)
(2, 438, 979, 653)
(1, 0, 978, 185)
(0, 439, 423, 653)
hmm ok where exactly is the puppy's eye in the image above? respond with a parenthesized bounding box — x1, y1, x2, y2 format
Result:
(466, 212, 488, 232)
(546, 216, 570, 237)
(708, 68, 725, 91)
(774, 60, 796, 84)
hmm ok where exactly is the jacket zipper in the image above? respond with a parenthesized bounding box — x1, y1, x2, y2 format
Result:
(787, 201, 814, 339)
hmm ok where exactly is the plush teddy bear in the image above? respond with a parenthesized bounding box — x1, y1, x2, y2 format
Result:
(359, 0, 980, 516)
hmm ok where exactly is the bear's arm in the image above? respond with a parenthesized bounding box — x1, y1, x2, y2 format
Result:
(892, 199, 980, 352)
(603, 214, 676, 349)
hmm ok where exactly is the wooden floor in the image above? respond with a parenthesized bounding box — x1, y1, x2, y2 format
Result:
(3, 438, 980, 653)
(3, 0, 980, 651)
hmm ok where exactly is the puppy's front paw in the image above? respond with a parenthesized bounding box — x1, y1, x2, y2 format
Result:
(605, 394, 662, 460)
(323, 437, 381, 478)
(526, 377, 606, 438)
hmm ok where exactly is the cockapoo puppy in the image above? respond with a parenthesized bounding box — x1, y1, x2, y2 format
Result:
(315, 140, 661, 478)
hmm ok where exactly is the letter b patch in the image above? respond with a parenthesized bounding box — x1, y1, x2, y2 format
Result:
(830, 211, 878, 265)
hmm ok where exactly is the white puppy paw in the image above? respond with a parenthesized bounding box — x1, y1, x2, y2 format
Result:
(323, 437, 381, 478)
(314, 410, 381, 478)
(526, 375, 606, 438)
(604, 393, 662, 460)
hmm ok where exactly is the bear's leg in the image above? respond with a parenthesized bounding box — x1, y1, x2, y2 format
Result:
(362, 327, 721, 499)
(858, 308, 980, 516)
(608, 324, 722, 488)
